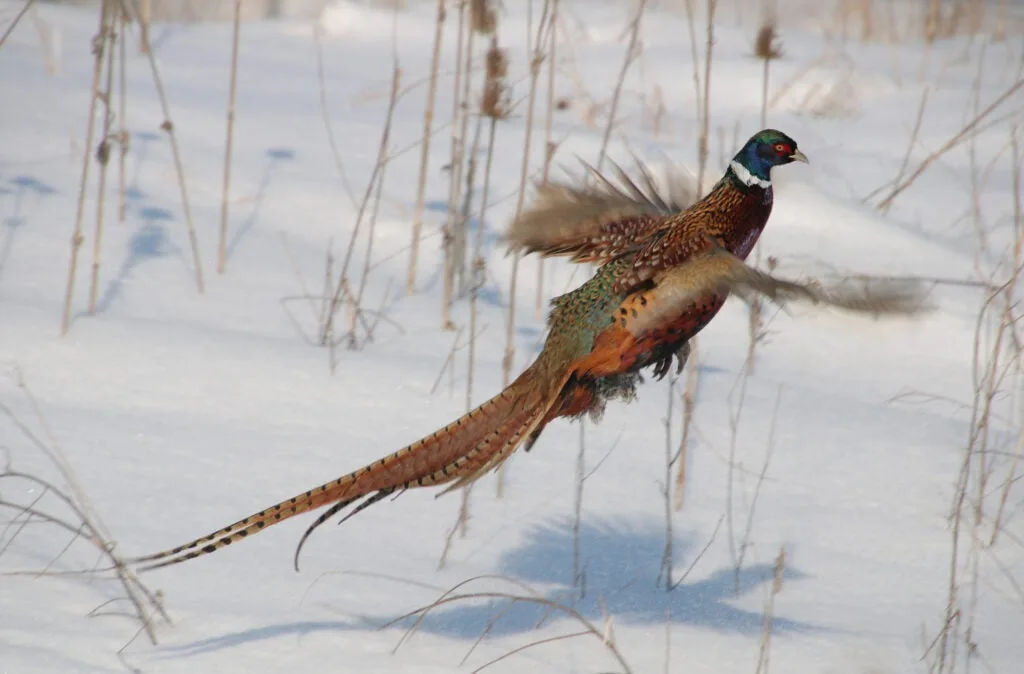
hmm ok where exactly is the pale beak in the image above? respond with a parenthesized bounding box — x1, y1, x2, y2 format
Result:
(790, 149, 809, 164)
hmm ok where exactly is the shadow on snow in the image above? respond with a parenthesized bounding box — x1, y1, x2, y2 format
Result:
(389, 519, 811, 638)
(163, 518, 814, 658)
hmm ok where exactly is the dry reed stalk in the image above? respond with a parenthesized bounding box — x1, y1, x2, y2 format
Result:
(460, 38, 507, 532)
(572, 419, 588, 595)
(347, 71, 399, 349)
(754, 21, 782, 128)
(755, 549, 786, 674)
(320, 30, 413, 351)
(406, 0, 446, 295)
(313, 33, 357, 208)
(0, 372, 170, 644)
(535, 0, 559, 320)
(987, 126, 1022, 545)
(458, 116, 484, 297)
(596, 0, 648, 173)
(697, 0, 717, 195)
(466, 39, 507, 413)
(674, 339, 700, 510)
(441, 0, 470, 329)
(497, 0, 553, 497)
(87, 0, 117, 315)
(863, 86, 929, 206)
(454, 0, 493, 298)
(116, 5, 127, 223)
(877, 78, 1024, 211)
(737, 386, 782, 590)
(749, 19, 781, 373)
(502, 0, 553, 386)
(385, 574, 634, 673)
(994, 0, 1008, 41)
(725, 354, 753, 593)
(61, 3, 109, 335)
(859, 0, 873, 41)
(930, 121, 1024, 674)
(334, 64, 402, 351)
(682, 0, 702, 178)
(127, 0, 205, 293)
(138, 0, 149, 53)
(0, 0, 36, 51)
(216, 0, 243, 275)
(659, 374, 676, 591)
(925, 0, 941, 42)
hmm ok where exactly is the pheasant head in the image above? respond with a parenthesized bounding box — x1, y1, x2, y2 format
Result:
(729, 129, 808, 190)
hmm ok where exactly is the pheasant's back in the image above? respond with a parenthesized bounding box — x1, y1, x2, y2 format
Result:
(614, 180, 772, 293)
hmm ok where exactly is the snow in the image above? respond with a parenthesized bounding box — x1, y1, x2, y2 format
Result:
(1, 0, 1022, 672)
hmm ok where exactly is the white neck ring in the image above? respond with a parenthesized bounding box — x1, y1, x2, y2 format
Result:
(730, 160, 771, 189)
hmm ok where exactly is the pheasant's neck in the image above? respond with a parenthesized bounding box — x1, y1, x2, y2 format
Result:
(729, 160, 771, 189)
(725, 183, 774, 261)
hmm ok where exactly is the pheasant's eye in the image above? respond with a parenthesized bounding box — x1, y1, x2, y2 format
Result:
(774, 143, 788, 153)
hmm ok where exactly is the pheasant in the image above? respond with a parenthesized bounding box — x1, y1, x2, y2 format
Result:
(131, 130, 925, 572)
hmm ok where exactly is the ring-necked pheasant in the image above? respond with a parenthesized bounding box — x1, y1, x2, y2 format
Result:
(132, 130, 926, 572)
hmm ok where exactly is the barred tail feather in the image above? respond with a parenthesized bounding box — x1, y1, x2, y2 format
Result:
(132, 370, 553, 572)
(291, 373, 569, 569)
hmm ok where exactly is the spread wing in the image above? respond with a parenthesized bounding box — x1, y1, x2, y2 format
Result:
(628, 246, 932, 336)
(505, 160, 698, 264)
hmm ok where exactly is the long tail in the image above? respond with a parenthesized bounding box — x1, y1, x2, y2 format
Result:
(130, 364, 567, 572)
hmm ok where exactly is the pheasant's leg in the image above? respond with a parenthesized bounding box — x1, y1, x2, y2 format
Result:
(650, 340, 691, 380)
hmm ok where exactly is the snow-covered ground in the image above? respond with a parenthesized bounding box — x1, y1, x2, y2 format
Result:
(1, 1, 1022, 672)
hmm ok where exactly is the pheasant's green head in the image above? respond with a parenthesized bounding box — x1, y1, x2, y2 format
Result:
(729, 129, 807, 189)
